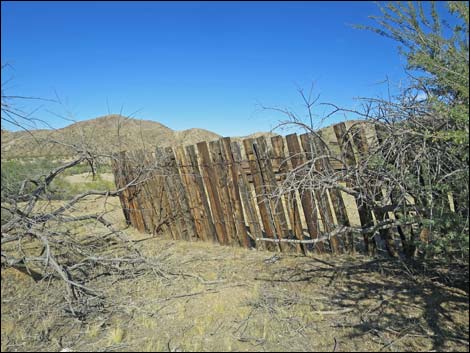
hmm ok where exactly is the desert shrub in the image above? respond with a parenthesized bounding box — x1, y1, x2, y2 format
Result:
(361, 1, 469, 263)
(1, 158, 113, 202)
(1, 159, 60, 201)
(61, 161, 112, 176)
(273, 2, 468, 266)
(50, 175, 115, 200)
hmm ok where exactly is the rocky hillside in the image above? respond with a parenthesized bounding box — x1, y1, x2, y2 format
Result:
(1, 115, 223, 158)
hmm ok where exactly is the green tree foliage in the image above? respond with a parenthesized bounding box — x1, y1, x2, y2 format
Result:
(360, 1, 469, 142)
(359, 1, 469, 263)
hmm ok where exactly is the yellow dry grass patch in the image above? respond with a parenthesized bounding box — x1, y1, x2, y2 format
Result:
(108, 326, 125, 345)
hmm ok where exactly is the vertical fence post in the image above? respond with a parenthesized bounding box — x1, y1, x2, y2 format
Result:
(123, 151, 147, 233)
(111, 152, 131, 225)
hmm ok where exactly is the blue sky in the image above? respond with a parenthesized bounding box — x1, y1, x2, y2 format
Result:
(0, 1, 435, 135)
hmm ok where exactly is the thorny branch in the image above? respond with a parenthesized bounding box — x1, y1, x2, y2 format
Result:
(264, 84, 469, 260)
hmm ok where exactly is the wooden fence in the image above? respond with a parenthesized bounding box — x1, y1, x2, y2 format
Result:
(111, 121, 393, 255)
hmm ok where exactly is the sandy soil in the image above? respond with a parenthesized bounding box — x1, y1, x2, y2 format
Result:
(1, 197, 468, 352)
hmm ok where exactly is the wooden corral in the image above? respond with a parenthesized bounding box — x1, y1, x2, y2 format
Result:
(111, 121, 410, 255)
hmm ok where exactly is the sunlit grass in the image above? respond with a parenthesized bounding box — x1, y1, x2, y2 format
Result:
(108, 326, 125, 345)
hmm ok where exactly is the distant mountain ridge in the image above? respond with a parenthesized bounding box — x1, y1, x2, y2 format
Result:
(1, 114, 274, 159)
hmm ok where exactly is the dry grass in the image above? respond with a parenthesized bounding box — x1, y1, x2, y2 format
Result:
(64, 172, 115, 184)
(1, 196, 469, 352)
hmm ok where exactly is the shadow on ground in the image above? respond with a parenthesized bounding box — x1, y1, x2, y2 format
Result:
(258, 256, 469, 351)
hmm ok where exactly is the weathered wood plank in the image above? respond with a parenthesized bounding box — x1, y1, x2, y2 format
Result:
(174, 146, 205, 240)
(308, 125, 355, 253)
(155, 147, 185, 240)
(147, 151, 176, 238)
(220, 138, 251, 248)
(300, 132, 342, 254)
(111, 153, 131, 225)
(196, 141, 228, 244)
(271, 135, 306, 254)
(118, 153, 139, 230)
(122, 151, 148, 233)
(135, 150, 167, 235)
(243, 138, 280, 252)
(159, 172, 177, 240)
(254, 136, 290, 252)
(154, 147, 179, 239)
(231, 141, 264, 249)
(164, 147, 197, 241)
(139, 151, 160, 235)
(313, 129, 355, 253)
(186, 145, 217, 242)
(285, 133, 323, 253)
(369, 124, 399, 257)
(336, 122, 376, 255)
(209, 140, 238, 245)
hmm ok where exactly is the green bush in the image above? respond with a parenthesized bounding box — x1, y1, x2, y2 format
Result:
(361, 1, 469, 264)
(1, 158, 114, 201)
(1, 159, 59, 201)
(50, 175, 115, 200)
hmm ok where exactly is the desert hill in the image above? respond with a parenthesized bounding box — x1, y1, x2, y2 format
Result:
(1, 115, 366, 160)
(1, 115, 225, 158)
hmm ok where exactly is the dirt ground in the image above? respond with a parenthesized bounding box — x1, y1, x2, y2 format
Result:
(1, 197, 469, 352)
